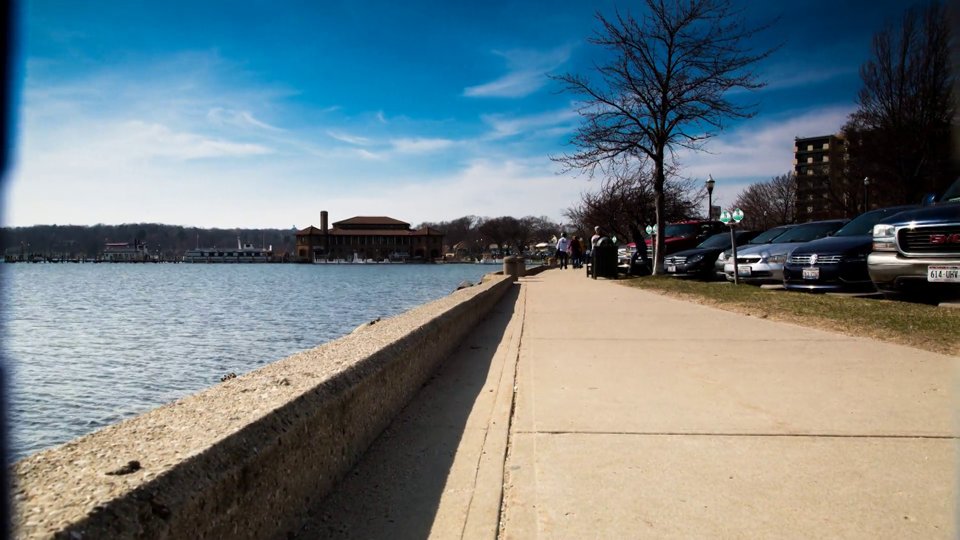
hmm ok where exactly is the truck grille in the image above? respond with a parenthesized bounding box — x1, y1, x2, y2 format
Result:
(898, 225, 960, 254)
(788, 254, 843, 265)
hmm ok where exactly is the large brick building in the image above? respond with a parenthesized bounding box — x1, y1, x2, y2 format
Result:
(793, 134, 876, 221)
(295, 211, 444, 263)
(794, 135, 845, 221)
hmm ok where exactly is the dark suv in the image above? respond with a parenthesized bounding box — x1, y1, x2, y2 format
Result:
(664, 230, 759, 279)
(783, 205, 918, 292)
(867, 179, 960, 300)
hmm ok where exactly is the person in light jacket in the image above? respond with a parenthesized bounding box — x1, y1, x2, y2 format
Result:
(555, 232, 570, 269)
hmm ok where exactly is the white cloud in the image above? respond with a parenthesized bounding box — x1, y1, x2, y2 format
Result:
(355, 149, 383, 160)
(326, 131, 372, 146)
(376, 111, 388, 124)
(311, 159, 584, 224)
(761, 65, 858, 92)
(120, 121, 274, 160)
(390, 137, 454, 153)
(464, 45, 573, 98)
(481, 107, 579, 139)
(207, 108, 284, 131)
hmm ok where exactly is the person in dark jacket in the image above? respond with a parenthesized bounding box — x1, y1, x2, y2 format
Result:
(569, 236, 583, 268)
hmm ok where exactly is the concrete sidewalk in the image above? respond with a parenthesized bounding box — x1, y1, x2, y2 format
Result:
(503, 268, 956, 539)
(303, 269, 958, 538)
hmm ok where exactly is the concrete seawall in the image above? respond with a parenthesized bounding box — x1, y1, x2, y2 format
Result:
(12, 271, 520, 539)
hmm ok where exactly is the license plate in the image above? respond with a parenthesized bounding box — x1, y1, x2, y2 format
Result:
(802, 267, 820, 280)
(666, 264, 676, 273)
(928, 265, 960, 283)
(737, 266, 752, 277)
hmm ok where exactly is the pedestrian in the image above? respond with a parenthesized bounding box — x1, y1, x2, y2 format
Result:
(569, 235, 583, 268)
(591, 226, 602, 250)
(555, 232, 570, 269)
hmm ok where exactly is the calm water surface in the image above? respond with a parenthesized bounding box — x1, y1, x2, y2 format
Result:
(2, 263, 499, 460)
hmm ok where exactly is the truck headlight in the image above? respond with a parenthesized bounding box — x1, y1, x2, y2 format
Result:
(872, 224, 896, 251)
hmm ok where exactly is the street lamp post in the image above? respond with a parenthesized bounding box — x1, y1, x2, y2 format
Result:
(863, 177, 870, 211)
(706, 175, 716, 221)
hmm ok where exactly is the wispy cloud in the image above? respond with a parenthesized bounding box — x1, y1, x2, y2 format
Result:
(315, 158, 582, 223)
(327, 131, 372, 146)
(122, 121, 274, 160)
(390, 137, 454, 153)
(207, 108, 284, 131)
(355, 149, 383, 160)
(376, 110, 388, 124)
(481, 107, 579, 139)
(464, 45, 573, 99)
(761, 64, 858, 92)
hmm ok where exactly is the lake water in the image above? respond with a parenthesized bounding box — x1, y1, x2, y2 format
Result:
(1, 263, 501, 460)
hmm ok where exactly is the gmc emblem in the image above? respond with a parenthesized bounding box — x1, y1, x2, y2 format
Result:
(930, 233, 960, 244)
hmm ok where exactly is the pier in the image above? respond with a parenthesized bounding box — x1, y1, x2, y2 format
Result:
(11, 267, 957, 538)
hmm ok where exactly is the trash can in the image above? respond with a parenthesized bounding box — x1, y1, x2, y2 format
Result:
(503, 255, 525, 280)
(592, 242, 618, 279)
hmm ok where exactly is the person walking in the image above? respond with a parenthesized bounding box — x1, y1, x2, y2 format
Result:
(555, 232, 570, 269)
(569, 235, 583, 268)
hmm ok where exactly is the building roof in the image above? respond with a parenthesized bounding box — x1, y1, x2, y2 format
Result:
(295, 226, 324, 236)
(333, 216, 410, 227)
(328, 228, 417, 236)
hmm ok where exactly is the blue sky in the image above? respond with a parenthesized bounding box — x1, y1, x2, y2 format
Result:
(4, 0, 916, 228)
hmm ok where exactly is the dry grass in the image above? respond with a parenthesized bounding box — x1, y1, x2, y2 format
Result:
(620, 275, 960, 356)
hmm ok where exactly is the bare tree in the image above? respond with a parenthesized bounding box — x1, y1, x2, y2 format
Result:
(732, 172, 796, 230)
(564, 159, 703, 247)
(843, 0, 956, 205)
(554, 0, 772, 273)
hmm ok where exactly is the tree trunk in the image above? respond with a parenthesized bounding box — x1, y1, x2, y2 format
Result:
(653, 152, 666, 275)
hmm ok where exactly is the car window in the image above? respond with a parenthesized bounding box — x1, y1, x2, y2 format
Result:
(662, 224, 700, 237)
(697, 233, 730, 248)
(773, 221, 845, 242)
(748, 226, 792, 244)
(833, 206, 917, 237)
(940, 178, 960, 202)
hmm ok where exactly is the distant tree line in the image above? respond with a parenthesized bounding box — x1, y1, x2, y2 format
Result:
(1, 224, 299, 260)
(416, 215, 561, 256)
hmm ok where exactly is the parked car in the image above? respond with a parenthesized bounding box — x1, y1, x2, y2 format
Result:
(867, 179, 960, 300)
(664, 230, 759, 279)
(724, 219, 848, 284)
(782, 205, 919, 292)
(715, 223, 799, 278)
(645, 220, 727, 257)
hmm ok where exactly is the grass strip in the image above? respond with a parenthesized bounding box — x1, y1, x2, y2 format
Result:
(620, 275, 959, 356)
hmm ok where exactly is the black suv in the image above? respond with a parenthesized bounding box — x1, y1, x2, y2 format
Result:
(664, 230, 759, 280)
(783, 205, 918, 293)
